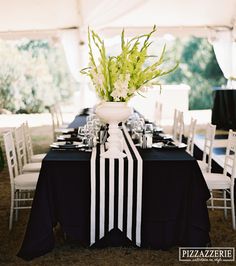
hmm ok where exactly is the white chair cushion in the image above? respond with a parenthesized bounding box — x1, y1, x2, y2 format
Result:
(203, 173, 231, 190)
(22, 162, 41, 173)
(31, 153, 46, 163)
(197, 160, 208, 173)
(14, 172, 39, 190)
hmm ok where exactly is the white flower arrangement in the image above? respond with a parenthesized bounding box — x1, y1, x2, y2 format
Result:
(81, 26, 178, 102)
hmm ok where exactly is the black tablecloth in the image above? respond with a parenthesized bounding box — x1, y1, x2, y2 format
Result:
(212, 88, 236, 130)
(17, 115, 211, 260)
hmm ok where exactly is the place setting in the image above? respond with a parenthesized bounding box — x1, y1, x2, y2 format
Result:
(50, 141, 84, 150)
(51, 114, 107, 152)
(129, 115, 187, 150)
(152, 141, 187, 149)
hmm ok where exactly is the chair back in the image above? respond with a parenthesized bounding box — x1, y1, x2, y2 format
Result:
(154, 101, 162, 126)
(3, 131, 19, 182)
(172, 109, 178, 135)
(50, 104, 64, 127)
(14, 124, 27, 173)
(202, 123, 216, 172)
(186, 118, 197, 155)
(224, 130, 236, 187)
(23, 122, 33, 162)
(54, 103, 64, 125)
(49, 105, 60, 140)
(173, 109, 184, 143)
(49, 105, 59, 128)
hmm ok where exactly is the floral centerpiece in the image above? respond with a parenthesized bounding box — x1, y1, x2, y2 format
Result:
(81, 25, 177, 102)
(81, 26, 178, 158)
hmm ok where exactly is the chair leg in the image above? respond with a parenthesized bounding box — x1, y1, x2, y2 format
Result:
(15, 191, 19, 221)
(9, 190, 14, 230)
(223, 190, 227, 219)
(210, 190, 214, 210)
(230, 188, 235, 230)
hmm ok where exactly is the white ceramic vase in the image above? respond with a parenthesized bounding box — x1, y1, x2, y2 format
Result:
(96, 102, 133, 158)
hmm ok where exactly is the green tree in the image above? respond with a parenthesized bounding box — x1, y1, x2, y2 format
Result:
(162, 37, 226, 109)
(0, 39, 76, 113)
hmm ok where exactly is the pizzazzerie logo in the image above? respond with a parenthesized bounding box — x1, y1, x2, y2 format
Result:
(179, 247, 235, 262)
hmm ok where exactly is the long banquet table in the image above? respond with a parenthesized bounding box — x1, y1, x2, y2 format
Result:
(17, 113, 211, 260)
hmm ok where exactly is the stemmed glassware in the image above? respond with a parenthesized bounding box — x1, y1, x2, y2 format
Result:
(144, 123, 153, 134)
(144, 123, 153, 148)
(86, 114, 97, 123)
(129, 117, 144, 146)
(78, 116, 104, 151)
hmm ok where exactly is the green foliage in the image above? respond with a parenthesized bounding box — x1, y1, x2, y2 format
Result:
(81, 26, 178, 102)
(162, 37, 226, 109)
(0, 39, 75, 113)
(17, 40, 50, 57)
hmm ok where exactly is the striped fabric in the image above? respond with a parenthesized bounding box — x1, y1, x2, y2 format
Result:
(90, 124, 143, 246)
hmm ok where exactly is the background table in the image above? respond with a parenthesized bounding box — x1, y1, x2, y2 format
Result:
(18, 115, 211, 260)
(211, 88, 236, 130)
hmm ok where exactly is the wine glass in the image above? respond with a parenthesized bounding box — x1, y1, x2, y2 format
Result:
(86, 114, 97, 123)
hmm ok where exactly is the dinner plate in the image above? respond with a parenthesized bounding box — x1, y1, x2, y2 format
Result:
(51, 141, 66, 146)
(159, 133, 173, 140)
(175, 142, 187, 149)
(57, 134, 71, 140)
(154, 126, 163, 132)
(152, 142, 187, 149)
(50, 141, 82, 148)
(152, 142, 176, 149)
(59, 128, 75, 134)
(152, 142, 165, 148)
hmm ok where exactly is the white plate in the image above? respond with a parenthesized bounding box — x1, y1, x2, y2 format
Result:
(50, 144, 60, 148)
(154, 126, 163, 132)
(50, 141, 82, 148)
(51, 141, 66, 146)
(152, 142, 164, 148)
(59, 128, 75, 133)
(57, 134, 71, 140)
(152, 142, 187, 149)
(171, 141, 188, 149)
(73, 141, 82, 145)
(176, 142, 187, 149)
(159, 133, 173, 139)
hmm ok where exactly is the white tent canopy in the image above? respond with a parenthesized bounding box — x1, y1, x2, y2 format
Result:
(1, 0, 236, 106)
(0, 0, 236, 38)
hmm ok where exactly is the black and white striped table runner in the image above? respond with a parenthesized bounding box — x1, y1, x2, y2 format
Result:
(90, 124, 143, 246)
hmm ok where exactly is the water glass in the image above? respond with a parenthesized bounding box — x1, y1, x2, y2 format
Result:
(144, 123, 153, 134)
(146, 133, 153, 148)
(77, 126, 85, 136)
(144, 123, 153, 148)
